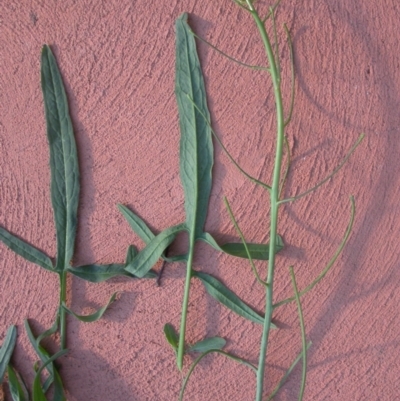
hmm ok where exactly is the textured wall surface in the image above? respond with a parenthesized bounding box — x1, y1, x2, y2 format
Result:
(1, 1, 400, 400)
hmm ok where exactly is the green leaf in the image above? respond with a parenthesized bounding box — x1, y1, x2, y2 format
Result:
(194, 271, 276, 327)
(62, 292, 117, 322)
(35, 320, 59, 348)
(164, 323, 179, 351)
(7, 365, 29, 401)
(118, 204, 154, 244)
(119, 205, 187, 263)
(32, 349, 67, 401)
(41, 45, 79, 272)
(200, 232, 284, 260)
(176, 13, 213, 239)
(24, 320, 54, 383)
(68, 264, 156, 283)
(187, 337, 226, 353)
(0, 325, 17, 384)
(0, 227, 54, 271)
(125, 244, 138, 264)
(125, 223, 186, 278)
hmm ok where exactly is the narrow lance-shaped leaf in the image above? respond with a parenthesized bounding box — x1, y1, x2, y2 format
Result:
(194, 271, 276, 328)
(200, 232, 284, 260)
(187, 337, 226, 353)
(62, 292, 117, 322)
(125, 223, 186, 278)
(7, 365, 29, 401)
(0, 325, 17, 383)
(41, 45, 79, 272)
(0, 228, 54, 271)
(176, 13, 213, 239)
(118, 205, 187, 262)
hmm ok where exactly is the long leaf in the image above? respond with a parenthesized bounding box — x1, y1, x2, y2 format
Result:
(125, 223, 186, 278)
(32, 350, 67, 401)
(62, 292, 117, 322)
(0, 227, 54, 271)
(0, 325, 17, 383)
(41, 45, 79, 272)
(200, 232, 283, 260)
(68, 264, 156, 283)
(187, 337, 226, 353)
(193, 271, 276, 327)
(176, 13, 213, 239)
(24, 320, 54, 383)
(7, 365, 29, 401)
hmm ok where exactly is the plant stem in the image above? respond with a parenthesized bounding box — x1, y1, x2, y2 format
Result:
(177, 232, 196, 370)
(247, 5, 286, 401)
(59, 271, 68, 350)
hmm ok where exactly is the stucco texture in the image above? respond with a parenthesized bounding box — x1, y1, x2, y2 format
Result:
(1, 1, 399, 400)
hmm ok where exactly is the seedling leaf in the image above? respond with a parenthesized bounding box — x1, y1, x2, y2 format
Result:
(41, 45, 79, 272)
(62, 292, 117, 322)
(187, 337, 226, 353)
(0, 325, 17, 383)
(0, 228, 54, 271)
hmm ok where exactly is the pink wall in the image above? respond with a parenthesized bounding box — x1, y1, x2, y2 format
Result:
(1, 1, 399, 400)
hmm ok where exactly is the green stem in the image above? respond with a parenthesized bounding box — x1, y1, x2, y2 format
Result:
(59, 271, 67, 350)
(177, 233, 196, 370)
(247, 5, 286, 401)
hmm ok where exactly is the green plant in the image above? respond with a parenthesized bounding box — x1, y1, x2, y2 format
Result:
(0, 46, 120, 400)
(172, 2, 363, 400)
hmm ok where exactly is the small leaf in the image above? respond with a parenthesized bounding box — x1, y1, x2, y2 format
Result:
(200, 232, 284, 260)
(7, 365, 29, 401)
(194, 271, 276, 328)
(62, 292, 117, 322)
(187, 337, 226, 353)
(41, 45, 79, 272)
(0, 228, 54, 271)
(125, 245, 138, 264)
(118, 204, 155, 244)
(0, 325, 17, 383)
(125, 223, 186, 278)
(164, 324, 179, 351)
(119, 205, 187, 263)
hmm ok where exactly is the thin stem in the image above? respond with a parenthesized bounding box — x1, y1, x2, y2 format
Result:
(279, 136, 291, 198)
(262, 0, 283, 23)
(59, 271, 67, 350)
(224, 197, 268, 286)
(289, 266, 307, 401)
(190, 31, 268, 71)
(177, 232, 196, 370)
(247, 5, 286, 401)
(266, 342, 312, 401)
(284, 24, 295, 127)
(179, 349, 257, 401)
(187, 94, 271, 191)
(274, 195, 355, 308)
(279, 134, 364, 205)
